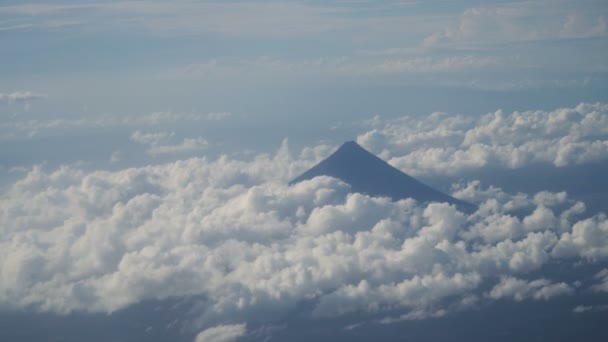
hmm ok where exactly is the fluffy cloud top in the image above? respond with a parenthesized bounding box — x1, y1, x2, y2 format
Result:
(357, 103, 608, 176)
(1, 141, 608, 334)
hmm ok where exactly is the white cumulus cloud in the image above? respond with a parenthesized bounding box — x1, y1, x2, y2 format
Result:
(1, 140, 607, 333)
(357, 103, 608, 176)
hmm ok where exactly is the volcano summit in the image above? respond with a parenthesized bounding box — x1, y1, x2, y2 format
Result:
(291, 141, 475, 212)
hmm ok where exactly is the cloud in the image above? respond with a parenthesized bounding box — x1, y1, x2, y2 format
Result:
(0, 91, 44, 104)
(366, 56, 500, 74)
(145, 138, 209, 156)
(379, 307, 448, 324)
(205, 112, 232, 121)
(591, 269, 608, 292)
(423, 3, 607, 47)
(573, 304, 608, 313)
(2, 138, 608, 335)
(161, 55, 504, 82)
(130, 130, 209, 156)
(132, 112, 232, 125)
(573, 305, 593, 313)
(560, 13, 607, 39)
(194, 324, 247, 342)
(553, 216, 608, 260)
(0, 111, 231, 140)
(130, 130, 175, 146)
(0, 20, 80, 32)
(487, 276, 573, 301)
(357, 102, 608, 176)
(312, 272, 481, 319)
(0, 2, 351, 37)
(109, 151, 122, 164)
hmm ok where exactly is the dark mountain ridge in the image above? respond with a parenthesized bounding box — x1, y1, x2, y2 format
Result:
(290, 141, 475, 212)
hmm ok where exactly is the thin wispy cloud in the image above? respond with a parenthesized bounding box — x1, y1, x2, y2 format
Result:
(0, 111, 231, 140)
(423, 2, 608, 47)
(0, 91, 44, 104)
(130, 130, 209, 156)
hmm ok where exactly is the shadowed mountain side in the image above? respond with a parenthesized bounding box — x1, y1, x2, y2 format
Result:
(290, 141, 475, 213)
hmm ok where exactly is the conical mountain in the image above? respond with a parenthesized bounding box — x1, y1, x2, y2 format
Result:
(290, 141, 475, 212)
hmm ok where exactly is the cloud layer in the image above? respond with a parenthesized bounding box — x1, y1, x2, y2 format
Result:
(357, 102, 608, 176)
(1, 141, 607, 335)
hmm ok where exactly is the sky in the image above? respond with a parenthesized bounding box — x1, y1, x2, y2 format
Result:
(2, 0, 608, 341)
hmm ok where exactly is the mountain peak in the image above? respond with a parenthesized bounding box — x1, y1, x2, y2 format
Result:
(338, 140, 362, 150)
(333, 140, 379, 157)
(290, 141, 475, 212)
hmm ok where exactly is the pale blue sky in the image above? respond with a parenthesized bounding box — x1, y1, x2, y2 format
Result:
(1, 0, 608, 168)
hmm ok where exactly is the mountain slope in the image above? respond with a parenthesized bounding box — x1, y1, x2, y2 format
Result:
(290, 141, 475, 212)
